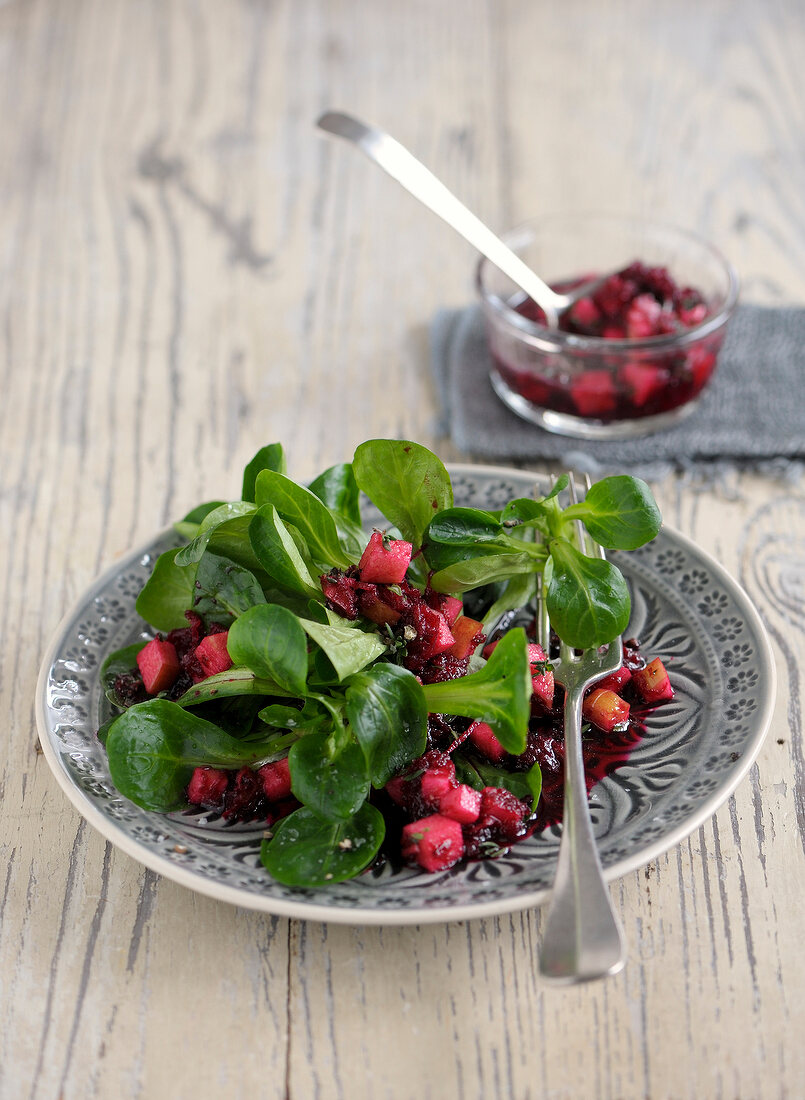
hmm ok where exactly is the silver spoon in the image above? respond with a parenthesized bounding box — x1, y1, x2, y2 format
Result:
(316, 110, 607, 328)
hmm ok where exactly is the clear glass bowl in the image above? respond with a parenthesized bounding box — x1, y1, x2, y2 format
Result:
(476, 214, 739, 440)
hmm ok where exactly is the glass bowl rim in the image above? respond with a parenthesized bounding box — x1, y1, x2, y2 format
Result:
(475, 213, 740, 355)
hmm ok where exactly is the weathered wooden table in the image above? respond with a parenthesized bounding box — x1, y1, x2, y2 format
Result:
(3, 1, 804, 1096)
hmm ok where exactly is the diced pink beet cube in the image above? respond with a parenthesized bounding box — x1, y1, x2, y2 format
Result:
(385, 774, 415, 807)
(438, 784, 482, 824)
(568, 296, 602, 330)
(467, 720, 507, 764)
(401, 814, 464, 873)
(480, 787, 530, 840)
(136, 637, 181, 695)
(409, 604, 455, 659)
(680, 303, 708, 327)
(187, 766, 229, 806)
(619, 360, 671, 406)
(321, 573, 359, 619)
(358, 530, 413, 584)
(194, 631, 233, 677)
(570, 370, 618, 418)
(420, 757, 457, 807)
(582, 688, 630, 732)
(448, 615, 485, 659)
(527, 642, 555, 709)
(632, 657, 674, 703)
(596, 666, 632, 694)
(514, 371, 552, 406)
(626, 293, 663, 338)
(688, 346, 717, 390)
(258, 757, 292, 802)
(441, 596, 464, 627)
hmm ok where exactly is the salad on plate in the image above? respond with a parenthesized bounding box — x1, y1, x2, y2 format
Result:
(99, 439, 672, 888)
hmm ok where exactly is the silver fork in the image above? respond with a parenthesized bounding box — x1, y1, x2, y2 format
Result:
(537, 474, 626, 983)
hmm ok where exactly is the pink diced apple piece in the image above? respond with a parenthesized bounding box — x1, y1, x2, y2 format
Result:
(479, 787, 530, 841)
(136, 637, 180, 695)
(526, 642, 554, 709)
(582, 688, 630, 732)
(420, 757, 457, 807)
(448, 615, 485, 659)
(438, 784, 482, 824)
(569, 296, 602, 330)
(632, 657, 674, 703)
(619, 360, 671, 406)
(358, 530, 413, 583)
(570, 370, 618, 418)
(187, 766, 228, 807)
(258, 757, 292, 802)
(441, 596, 464, 627)
(467, 720, 507, 763)
(194, 631, 233, 677)
(680, 303, 708, 327)
(596, 666, 632, 694)
(401, 814, 464, 873)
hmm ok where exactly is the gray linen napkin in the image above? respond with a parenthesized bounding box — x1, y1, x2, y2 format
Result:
(431, 305, 805, 470)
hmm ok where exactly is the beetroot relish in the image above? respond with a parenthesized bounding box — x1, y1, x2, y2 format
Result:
(112, 611, 233, 704)
(495, 261, 723, 422)
(321, 568, 484, 684)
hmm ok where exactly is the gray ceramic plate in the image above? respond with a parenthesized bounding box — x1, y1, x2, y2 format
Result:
(36, 465, 775, 925)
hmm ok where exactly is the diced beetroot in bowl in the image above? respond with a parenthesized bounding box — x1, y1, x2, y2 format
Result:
(358, 531, 412, 584)
(688, 346, 717, 389)
(619, 360, 671, 407)
(570, 370, 618, 418)
(568, 296, 602, 331)
(401, 814, 465, 872)
(626, 293, 664, 338)
(136, 637, 180, 695)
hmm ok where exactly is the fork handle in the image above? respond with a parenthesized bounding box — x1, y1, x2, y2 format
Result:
(539, 686, 626, 983)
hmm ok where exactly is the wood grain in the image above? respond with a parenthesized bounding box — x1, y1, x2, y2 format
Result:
(1, 1, 804, 1097)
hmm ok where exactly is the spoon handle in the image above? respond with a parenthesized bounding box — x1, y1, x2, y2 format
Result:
(316, 111, 564, 325)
